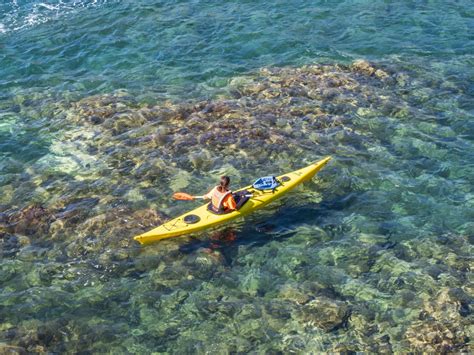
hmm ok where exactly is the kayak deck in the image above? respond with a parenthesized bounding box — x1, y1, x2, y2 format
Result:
(134, 157, 331, 245)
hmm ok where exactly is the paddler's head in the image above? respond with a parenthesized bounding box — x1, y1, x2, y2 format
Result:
(217, 176, 230, 192)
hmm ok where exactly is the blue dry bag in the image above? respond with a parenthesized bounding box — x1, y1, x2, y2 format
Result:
(252, 176, 280, 191)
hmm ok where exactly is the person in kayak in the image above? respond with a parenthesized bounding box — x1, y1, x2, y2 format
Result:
(204, 176, 237, 214)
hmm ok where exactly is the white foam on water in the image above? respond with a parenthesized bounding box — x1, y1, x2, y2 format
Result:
(0, 0, 113, 34)
(37, 2, 61, 11)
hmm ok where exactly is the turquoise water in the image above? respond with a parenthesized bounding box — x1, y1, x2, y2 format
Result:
(1, 0, 473, 352)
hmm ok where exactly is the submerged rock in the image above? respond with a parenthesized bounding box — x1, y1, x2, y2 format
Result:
(296, 297, 350, 331)
(0, 343, 27, 354)
(3, 60, 405, 252)
(182, 248, 226, 279)
(405, 321, 467, 352)
(351, 59, 376, 76)
(0, 205, 55, 237)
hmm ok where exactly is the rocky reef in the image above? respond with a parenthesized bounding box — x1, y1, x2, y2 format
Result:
(0, 60, 472, 352)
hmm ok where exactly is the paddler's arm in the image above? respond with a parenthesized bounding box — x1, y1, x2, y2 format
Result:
(203, 187, 215, 200)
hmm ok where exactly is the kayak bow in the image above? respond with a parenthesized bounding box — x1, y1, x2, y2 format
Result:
(134, 157, 331, 245)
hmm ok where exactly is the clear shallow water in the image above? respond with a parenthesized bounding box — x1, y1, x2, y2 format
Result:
(0, 0, 473, 353)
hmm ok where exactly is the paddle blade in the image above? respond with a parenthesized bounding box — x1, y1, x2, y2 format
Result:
(173, 192, 195, 201)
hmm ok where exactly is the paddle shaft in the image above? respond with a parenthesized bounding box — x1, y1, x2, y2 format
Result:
(194, 194, 252, 200)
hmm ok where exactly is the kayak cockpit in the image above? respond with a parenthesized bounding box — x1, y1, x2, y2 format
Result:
(206, 190, 251, 215)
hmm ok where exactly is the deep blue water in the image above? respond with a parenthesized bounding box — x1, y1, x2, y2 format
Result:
(2, 1, 472, 97)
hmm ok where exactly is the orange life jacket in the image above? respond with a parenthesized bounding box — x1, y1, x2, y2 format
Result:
(211, 187, 232, 213)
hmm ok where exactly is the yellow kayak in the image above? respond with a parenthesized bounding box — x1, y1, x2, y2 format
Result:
(134, 157, 332, 245)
